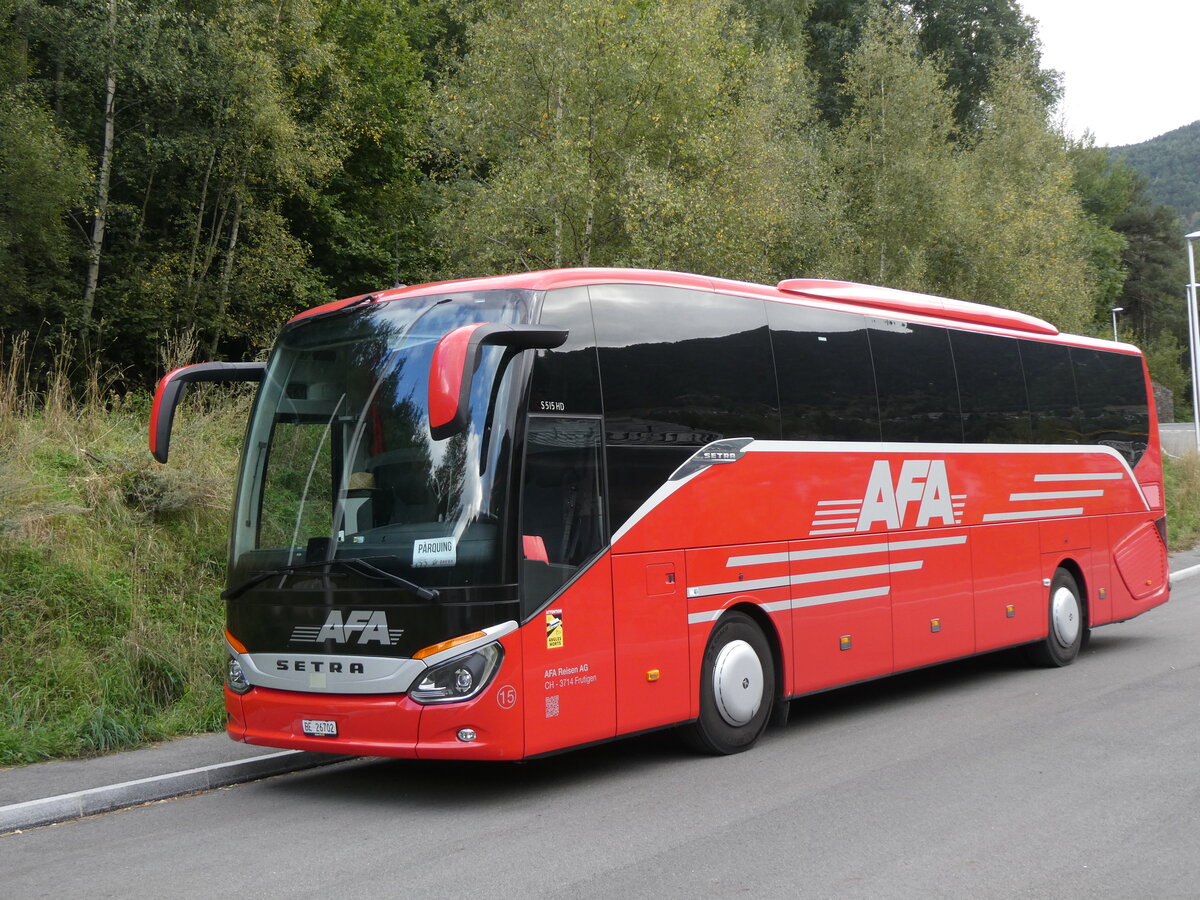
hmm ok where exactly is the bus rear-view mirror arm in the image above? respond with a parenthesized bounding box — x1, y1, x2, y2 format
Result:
(428, 323, 567, 441)
(150, 361, 266, 463)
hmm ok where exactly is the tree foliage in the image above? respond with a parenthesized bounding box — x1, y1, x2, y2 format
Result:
(946, 58, 1093, 331)
(0, 0, 1186, 386)
(3, 0, 434, 376)
(826, 7, 959, 290)
(803, 0, 1057, 134)
(823, 11, 1094, 330)
(0, 87, 91, 317)
(430, 0, 838, 282)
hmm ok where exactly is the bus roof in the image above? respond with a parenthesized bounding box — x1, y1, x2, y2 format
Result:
(289, 267, 1136, 352)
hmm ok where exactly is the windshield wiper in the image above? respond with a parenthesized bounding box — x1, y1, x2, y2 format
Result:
(341, 556, 440, 601)
(223, 557, 439, 602)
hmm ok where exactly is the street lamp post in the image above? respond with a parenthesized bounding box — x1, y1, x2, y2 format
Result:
(1187, 232, 1200, 451)
(1110, 307, 1124, 342)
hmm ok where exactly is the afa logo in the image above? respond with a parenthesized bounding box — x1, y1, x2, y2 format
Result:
(857, 460, 957, 531)
(289, 610, 403, 646)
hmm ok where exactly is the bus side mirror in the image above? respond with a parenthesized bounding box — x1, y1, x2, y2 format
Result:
(150, 361, 266, 463)
(428, 324, 567, 441)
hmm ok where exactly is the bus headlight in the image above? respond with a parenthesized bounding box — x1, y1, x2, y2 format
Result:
(227, 656, 252, 694)
(410, 643, 503, 704)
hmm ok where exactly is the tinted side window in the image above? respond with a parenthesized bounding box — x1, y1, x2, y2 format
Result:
(1072, 348, 1150, 466)
(531, 286, 602, 415)
(605, 446, 692, 532)
(519, 416, 605, 617)
(950, 331, 1032, 443)
(1021, 340, 1080, 444)
(590, 284, 780, 446)
(870, 321, 963, 443)
(768, 303, 881, 441)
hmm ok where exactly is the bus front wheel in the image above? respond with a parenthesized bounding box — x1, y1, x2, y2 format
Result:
(1026, 568, 1086, 667)
(682, 611, 774, 755)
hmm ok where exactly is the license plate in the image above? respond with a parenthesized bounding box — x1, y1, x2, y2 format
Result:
(301, 718, 338, 737)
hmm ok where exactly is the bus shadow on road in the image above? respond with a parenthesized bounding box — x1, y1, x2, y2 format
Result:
(264, 728, 692, 809)
(777, 626, 1157, 733)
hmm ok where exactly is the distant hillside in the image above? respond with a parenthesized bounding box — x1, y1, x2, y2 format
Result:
(1111, 121, 1200, 230)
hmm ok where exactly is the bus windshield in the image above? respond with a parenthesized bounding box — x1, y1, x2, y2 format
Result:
(229, 289, 535, 594)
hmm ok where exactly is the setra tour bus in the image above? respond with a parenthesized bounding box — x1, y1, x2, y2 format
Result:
(150, 268, 1169, 758)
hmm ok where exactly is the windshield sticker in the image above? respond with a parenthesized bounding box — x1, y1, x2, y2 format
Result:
(413, 536, 457, 568)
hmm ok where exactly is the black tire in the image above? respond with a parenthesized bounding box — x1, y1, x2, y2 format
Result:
(1025, 568, 1086, 667)
(681, 611, 775, 755)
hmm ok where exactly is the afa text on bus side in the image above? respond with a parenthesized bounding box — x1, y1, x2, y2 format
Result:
(150, 268, 1169, 758)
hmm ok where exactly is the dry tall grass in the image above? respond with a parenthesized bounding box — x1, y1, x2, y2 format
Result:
(0, 334, 252, 763)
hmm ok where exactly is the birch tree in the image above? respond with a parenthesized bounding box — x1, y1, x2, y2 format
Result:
(429, 0, 837, 280)
(827, 7, 960, 290)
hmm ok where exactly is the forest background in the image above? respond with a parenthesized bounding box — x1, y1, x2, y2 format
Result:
(1, 0, 1196, 763)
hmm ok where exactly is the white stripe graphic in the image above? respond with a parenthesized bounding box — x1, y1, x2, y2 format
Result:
(791, 560, 922, 586)
(729, 532, 970, 569)
(811, 517, 859, 525)
(808, 527, 856, 536)
(691, 538, 966, 622)
(726, 551, 790, 567)
(790, 585, 891, 610)
(691, 560, 924, 599)
(1034, 472, 1123, 482)
(817, 499, 861, 506)
(981, 507, 1084, 522)
(814, 508, 861, 517)
(688, 575, 792, 598)
(789, 534, 966, 562)
(724, 535, 969, 571)
(688, 586, 891, 624)
(889, 535, 968, 552)
(1009, 489, 1103, 501)
(790, 541, 889, 560)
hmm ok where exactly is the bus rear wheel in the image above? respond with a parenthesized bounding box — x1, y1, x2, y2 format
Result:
(1025, 568, 1086, 667)
(682, 611, 774, 755)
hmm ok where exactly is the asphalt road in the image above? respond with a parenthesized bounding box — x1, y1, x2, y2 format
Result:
(3, 581, 1198, 899)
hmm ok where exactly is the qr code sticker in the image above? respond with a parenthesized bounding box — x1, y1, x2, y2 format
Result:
(545, 694, 560, 718)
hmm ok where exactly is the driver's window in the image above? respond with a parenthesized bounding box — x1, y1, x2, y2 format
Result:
(519, 416, 605, 617)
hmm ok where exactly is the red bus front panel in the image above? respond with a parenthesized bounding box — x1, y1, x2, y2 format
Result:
(521, 561, 617, 756)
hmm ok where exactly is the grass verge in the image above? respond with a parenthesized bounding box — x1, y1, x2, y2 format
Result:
(1163, 453, 1200, 552)
(0, 345, 250, 765)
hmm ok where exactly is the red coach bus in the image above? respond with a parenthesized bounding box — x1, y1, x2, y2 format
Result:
(150, 268, 1169, 758)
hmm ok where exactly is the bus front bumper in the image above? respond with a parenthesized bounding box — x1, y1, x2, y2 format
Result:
(226, 683, 525, 760)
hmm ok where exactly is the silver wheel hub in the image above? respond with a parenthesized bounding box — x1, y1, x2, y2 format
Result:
(712, 639, 764, 727)
(1050, 585, 1080, 648)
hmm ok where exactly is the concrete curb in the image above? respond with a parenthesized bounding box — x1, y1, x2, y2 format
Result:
(1170, 563, 1200, 584)
(0, 749, 348, 834)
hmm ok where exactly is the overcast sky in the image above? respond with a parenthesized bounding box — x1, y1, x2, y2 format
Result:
(1018, 0, 1200, 147)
